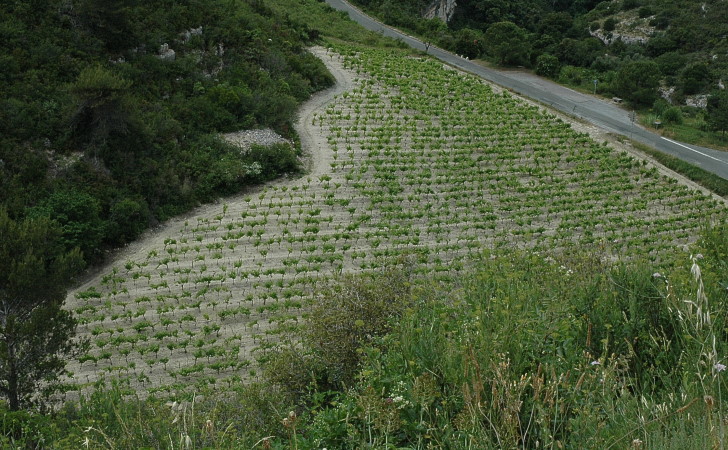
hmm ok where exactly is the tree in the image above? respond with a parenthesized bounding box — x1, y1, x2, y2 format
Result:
(535, 53, 561, 78)
(706, 90, 728, 135)
(614, 59, 661, 106)
(29, 189, 106, 263)
(77, 0, 139, 52)
(0, 209, 84, 410)
(69, 65, 134, 152)
(454, 28, 485, 59)
(484, 21, 530, 66)
(678, 63, 710, 95)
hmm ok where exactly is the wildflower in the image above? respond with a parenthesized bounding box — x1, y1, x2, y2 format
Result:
(590, 360, 600, 366)
(632, 438, 643, 448)
(714, 363, 726, 372)
(652, 272, 662, 279)
(282, 411, 297, 429)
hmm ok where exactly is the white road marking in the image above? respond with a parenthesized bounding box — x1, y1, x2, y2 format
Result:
(661, 137, 728, 164)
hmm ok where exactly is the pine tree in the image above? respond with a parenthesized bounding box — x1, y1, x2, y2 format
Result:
(0, 209, 85, 410)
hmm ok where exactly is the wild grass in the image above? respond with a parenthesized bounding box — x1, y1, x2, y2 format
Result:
(632, 141, 728, 198)
(266, 0, 398, 48)
(5, 225, 728, 448)
(640, 114, 728, 152)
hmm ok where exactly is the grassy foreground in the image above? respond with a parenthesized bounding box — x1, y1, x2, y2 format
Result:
(5, 225, 728, 448)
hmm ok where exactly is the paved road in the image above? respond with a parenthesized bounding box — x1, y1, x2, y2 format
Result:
(324, 0, 728, 181)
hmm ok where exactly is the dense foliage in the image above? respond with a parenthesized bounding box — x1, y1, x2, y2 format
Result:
(0, 0, 334, 266)
(0, 209, 85, 411)
(353, 0, 728, 115)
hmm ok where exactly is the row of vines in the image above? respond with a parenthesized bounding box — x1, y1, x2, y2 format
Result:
(64, 45, 726, 398)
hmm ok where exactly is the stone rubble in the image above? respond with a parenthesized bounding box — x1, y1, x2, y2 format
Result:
(221, 129, 291, 154)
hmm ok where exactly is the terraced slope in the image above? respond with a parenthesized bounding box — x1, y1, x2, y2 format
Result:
(64, 45, 725, 398)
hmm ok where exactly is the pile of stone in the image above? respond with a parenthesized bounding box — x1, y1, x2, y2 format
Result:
(221, 129, 291, 154)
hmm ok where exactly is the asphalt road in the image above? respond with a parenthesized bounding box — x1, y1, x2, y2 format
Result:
(324, 0, 728, 181)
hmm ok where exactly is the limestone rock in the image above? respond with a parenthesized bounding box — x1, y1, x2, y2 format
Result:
(423, 0, 456, 23)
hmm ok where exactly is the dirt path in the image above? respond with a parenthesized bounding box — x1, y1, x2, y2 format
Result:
(70, 47, 352, 292)
(296, 47, 354, 175)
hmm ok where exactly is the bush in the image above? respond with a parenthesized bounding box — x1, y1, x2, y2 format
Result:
(638, 6, 654, 18)
(622, 0, 640, 10)
(28, 189, 106, 262)
(0, 407, 55, 448)
(678, 63, 710, 95)
(107, 197, 150, 245)
(535, 53, 561, 78)
(654, 51, 687, 74)
(247, 143, 299, 181)
(614, 59, 661, 106)
(652, 98, 670, 115)
(559, 65, 590, 85)
(484, 21, 530, 66)
(662, 106, 683, 124)
(454, 28, 485, 59)
(265, 265, 417, 397)
(603, 17, 617, 32)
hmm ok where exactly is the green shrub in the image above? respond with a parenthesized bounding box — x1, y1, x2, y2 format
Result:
(108, 197, 150, 245)
(247, 143, 300, 181)
(266, 266, 416, 397)
(0, 407, 55, 448)
(638, 6, 655, 18)
(622, 0, 640, 11)
(603, 17, 617, 32)
(535, 53, 561, 78)
(28, 189, 106, 262)
(663, 106, 684, 124)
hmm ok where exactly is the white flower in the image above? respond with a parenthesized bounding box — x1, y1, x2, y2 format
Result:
(652, 272, 662, 278)
(714, 363, 726, 372)
(590, 360, 601, 366)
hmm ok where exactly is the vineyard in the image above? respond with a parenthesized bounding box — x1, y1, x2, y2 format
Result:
(64, 45, 726, 398)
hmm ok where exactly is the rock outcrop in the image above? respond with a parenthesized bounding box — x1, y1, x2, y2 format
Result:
(423, 0, 456, 23)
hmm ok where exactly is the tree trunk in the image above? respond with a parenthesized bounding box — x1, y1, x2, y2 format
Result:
(8, 368, 19, 411)
(7, 341, 19, 411)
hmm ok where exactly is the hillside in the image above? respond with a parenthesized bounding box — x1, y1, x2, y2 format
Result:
(0, 0, 333, 267)
(352, 0, 728, 141)
(2, 0, 728, 448)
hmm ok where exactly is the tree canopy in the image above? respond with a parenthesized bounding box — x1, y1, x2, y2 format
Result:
(614, 59, 661, 107)
(707, 90, 728, 135)
(0, 0, 334, 268)
(0, 209, 84, 410)
(484, 21, 530, 66)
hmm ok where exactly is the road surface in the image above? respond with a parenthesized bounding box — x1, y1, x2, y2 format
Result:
(324, 0, 728, 181)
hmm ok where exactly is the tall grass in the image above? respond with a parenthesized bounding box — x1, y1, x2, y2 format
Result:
(3, 228, 727, 448)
